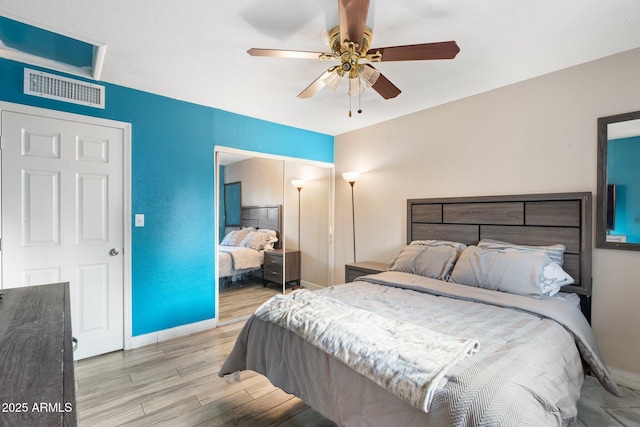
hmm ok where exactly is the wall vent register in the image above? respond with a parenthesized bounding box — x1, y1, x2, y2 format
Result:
(24, 68, 105, 109)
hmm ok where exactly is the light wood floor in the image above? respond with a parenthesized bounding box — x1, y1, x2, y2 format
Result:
(76, 286, 640, 426)
(218, 280, 280, 323)
(74, 321, 336, 426)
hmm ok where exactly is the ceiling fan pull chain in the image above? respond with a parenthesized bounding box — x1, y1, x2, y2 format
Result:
(358, 79, 363, 114)
(348, 92, 352, 117)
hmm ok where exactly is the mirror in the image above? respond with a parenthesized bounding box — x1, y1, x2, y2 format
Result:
(217, 151, 285, 323)
(215, 148, 335, 324)
(223, 182, 241, 227)
(596, 110, 640, 250)
(285, 161, 334, 288)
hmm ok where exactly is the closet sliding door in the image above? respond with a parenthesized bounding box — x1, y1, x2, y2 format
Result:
(216, 151, 284, 324)
(284, 161, 333, 288)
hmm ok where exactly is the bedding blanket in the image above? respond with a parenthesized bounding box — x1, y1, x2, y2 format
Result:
(219, 246, 262, 271)
(253, 290, 479, 412)
(220, 271, 621, 426)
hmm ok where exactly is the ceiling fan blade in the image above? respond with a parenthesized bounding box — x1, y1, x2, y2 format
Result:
(298, 66, 340, 99)
(364, 64, 401, 99)
(247, 48, 325, 60)
(338, 0, 370, 47)
(368, 41, 460, 61)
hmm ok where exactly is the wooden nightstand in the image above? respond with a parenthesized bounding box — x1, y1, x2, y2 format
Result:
(345, 261, 388, 283)
(263, 249, 301, 287)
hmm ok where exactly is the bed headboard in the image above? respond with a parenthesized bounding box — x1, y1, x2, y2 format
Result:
(407, 193, 593, 298)
(241, 205, 282, 249)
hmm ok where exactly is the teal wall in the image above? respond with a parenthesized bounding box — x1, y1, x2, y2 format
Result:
(608, 136, 640, 243)
(0, 58, 334, 335)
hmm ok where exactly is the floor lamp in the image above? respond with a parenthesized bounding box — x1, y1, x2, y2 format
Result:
(291, 180, 304, 286)
(291, 180, 305, 252)
(342, 172, 359, 262)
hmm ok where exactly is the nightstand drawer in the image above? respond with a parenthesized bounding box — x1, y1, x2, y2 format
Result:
(264, 252, 283, 268)
(263, 249, 300, 286)
(263, 265, 283, 283)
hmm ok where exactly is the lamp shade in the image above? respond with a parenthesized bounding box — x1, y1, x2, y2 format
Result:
(291, 179, 305, 190)
(342, 172, 360, 184)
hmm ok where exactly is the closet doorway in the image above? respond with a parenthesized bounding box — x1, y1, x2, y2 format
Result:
(215, 147, 334, 324)
(216, 150, 284, 323)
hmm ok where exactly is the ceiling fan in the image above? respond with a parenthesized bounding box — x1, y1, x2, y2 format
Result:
(247, 0, 460, 112)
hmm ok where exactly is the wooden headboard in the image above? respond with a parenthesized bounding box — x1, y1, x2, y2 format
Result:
(241, 205, 282, 248)
(407, 193, 592, 298)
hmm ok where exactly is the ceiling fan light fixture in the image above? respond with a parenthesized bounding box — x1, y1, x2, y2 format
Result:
(248, 1, 459, 105)
(360, 65, 380, 87)
(348, 76, 364, 96)
(322, 69, 343, 91)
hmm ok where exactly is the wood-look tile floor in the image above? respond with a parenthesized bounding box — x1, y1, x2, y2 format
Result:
(76, 287, 640, 426)
(75, 320, 336, 426)
(218, 280, 280, 323)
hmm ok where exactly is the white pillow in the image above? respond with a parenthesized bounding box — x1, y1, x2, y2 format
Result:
(220, 229, 250, 246)
(477, 239, 566, 266)
(449, 246, 574, 296)
(240, 231, 278, 250)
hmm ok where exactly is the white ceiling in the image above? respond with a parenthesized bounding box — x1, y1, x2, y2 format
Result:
(1, 0, 640, 136)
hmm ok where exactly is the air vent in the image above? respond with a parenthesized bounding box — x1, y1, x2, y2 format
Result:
(23, 68, 105, 109)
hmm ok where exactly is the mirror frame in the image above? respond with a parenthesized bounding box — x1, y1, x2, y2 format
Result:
(596, 110, 640, 251)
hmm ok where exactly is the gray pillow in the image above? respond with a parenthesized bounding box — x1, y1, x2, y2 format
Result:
(388, 240, 466, 281)
(448, 246, 574, 296)
(477, 239, 566, 266)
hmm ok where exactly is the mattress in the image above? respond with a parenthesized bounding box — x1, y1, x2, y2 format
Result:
(218, 246, 264, 279)
(220, 271, 620, 426)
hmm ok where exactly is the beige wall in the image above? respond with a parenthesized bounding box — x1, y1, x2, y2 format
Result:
(224, 157, 284, 206)
(334, 48, 640, 375)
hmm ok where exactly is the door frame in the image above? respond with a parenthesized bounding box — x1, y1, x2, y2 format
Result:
(0, 101, 133, 351)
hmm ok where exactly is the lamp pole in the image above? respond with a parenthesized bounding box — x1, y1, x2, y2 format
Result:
(296, 186, 301, 252)
(348, 180, 356, 262)
(342, 172, 360, 263)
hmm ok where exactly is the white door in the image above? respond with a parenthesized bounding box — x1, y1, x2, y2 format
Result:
(1, 110, 124, 360)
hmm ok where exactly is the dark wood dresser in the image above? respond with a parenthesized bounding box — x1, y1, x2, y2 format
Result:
(0, 283, 77, 426)
(263, 249, 301, 287)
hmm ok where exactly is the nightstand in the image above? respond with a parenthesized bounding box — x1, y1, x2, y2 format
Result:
(263, 249, 301, 287)
(345, 261, 388, 283)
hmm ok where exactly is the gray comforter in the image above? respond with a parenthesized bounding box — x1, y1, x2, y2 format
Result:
(220, 271, 620, 426)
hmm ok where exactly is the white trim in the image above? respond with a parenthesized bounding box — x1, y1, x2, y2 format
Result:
(0, 101, 133, 353)
(609, 366, 640, 391)
(128, 318, 218, 348)
(300, 280, 324, 291)
(215, 145, 334, 169)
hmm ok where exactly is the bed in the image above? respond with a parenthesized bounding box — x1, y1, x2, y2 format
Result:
(218, 205, 281, 285)
(219, 193, 621, 426)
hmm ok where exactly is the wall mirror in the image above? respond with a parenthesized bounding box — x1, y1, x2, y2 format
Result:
(596, 110, 640, 250)
(223, 182, 241, 227)
(284, 161, 334, 289)
(215, 148, 334, 325)
(216, 151, 285, 324)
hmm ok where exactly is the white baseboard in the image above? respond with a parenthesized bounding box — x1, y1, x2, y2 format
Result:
(126, 318, 218, 350)
(300, 280, 327, 291)
(609, 366, 640, 391)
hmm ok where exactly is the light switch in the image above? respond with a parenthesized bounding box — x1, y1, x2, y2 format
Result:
(135, 214, 145, 227)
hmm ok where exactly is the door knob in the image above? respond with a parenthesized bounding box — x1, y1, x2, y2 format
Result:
(109, 248, 120, 256)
